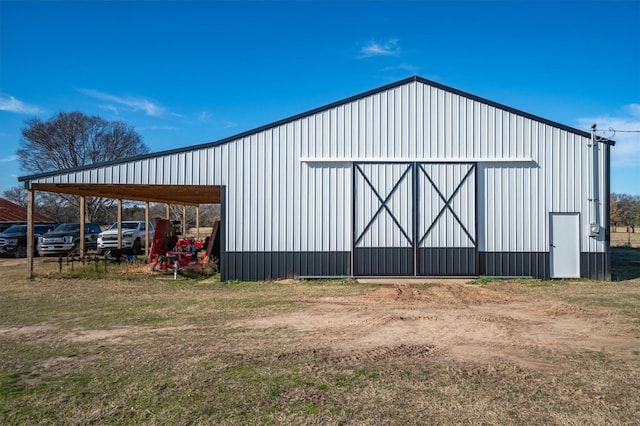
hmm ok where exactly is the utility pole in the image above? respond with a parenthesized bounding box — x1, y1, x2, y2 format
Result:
(589, 124, 601, 239)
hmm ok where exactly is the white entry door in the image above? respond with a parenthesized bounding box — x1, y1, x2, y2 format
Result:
(550, 213, 580, 278)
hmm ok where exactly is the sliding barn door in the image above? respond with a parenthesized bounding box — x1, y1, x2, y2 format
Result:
(353, 163, 413, 275)
(353, 162, 477, 276)
(416, 163, 477, 275)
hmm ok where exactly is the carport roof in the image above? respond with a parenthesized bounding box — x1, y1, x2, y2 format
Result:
(30, 183, 221, 205)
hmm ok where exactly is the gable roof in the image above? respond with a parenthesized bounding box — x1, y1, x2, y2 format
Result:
(0, 198, 55, 223)
(18, 75, 614, 184)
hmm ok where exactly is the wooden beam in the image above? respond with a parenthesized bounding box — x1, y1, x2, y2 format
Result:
(31, 183, 221, 205)
(27, 189, 34, 279)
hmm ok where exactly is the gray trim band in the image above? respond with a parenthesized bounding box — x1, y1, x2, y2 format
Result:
(223, 251, 608, 281)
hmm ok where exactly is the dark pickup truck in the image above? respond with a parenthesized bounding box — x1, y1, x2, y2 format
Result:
(38, 223, 102, 256)
(0, 224, 57, 258)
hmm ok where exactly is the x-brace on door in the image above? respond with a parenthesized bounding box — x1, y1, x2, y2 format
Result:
(353, 162, 477, 276)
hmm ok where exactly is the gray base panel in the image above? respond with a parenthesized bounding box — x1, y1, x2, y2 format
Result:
(222, 251, 609, 281)
(418, 248, 476, 276)
(354, 247, 476, 276)
(479, 252, 550, 279)
(354, 248, 413, 276)
(479, 252, 609, 280)
(223, 251, 350, 281)
(580, 252, 609, 281)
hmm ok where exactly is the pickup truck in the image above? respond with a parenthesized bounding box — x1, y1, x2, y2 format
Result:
(0, 223, 57, 258)
(38, 223, 102, 256)
(97, 221, 154, 255)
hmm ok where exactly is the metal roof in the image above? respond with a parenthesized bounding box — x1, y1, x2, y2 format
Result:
(18, 75, 615, 185)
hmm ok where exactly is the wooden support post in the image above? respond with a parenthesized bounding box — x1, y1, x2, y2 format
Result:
(27, 189, 34, 279)
(117, 199, 123, 249)
(182, 205, 187, 236)
(196, 205, 200, 240)
(165, 203, 170, 219)
(79, 196, 86, 256)
(145, 201, 150, 256)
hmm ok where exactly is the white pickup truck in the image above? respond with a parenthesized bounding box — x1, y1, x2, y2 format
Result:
(97, 221, 154, 255)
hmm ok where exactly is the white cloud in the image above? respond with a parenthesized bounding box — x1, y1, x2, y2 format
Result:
(0, 155, 18, 163)
(198, 111, 212, 122)
(382, 63, 420, 74)
(576, 104, 640, 168)
(80, 89, 167, 117)
(625, 103, 640, 118)
(197, 111, 236, 129)
(98, 104, 120, 115)
(0, 95, 43, 114)
(358, 39, 400, 59)
(137, 125, 178, 131)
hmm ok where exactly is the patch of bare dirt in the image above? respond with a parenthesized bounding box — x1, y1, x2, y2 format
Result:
(0, 257, 28, 267)
(64, 325, 196, 343)
(0, 323, 196, 344)
(361, 282, 511, 305)
(237, 282, 638, 372)
(0, 323, 57, 335)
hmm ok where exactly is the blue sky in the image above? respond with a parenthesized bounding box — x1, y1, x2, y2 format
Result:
(1, 0, 639, 195)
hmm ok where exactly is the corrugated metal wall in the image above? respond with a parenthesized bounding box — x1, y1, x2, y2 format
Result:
(354, 163, 413, 249)
(418, 163, 476, 249)
(28, 78, 609, 278)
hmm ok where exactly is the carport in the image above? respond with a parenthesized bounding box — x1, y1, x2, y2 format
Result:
(20, 182, 223, 278)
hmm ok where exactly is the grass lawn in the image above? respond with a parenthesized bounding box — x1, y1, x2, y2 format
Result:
(0, 252, 639, 425)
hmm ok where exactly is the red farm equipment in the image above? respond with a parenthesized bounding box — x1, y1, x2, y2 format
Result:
(150, 218, 220, 274)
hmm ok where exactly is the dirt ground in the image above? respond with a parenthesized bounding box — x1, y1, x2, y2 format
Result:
(1, 255, 637, 375)
(1, 255, 639, 424)
(230, 280, 636, 375)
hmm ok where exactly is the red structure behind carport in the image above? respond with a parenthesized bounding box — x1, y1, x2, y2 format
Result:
(0, 197, 55, 229)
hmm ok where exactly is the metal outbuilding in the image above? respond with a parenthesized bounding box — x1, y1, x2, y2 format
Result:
(19, 76, 614, 280)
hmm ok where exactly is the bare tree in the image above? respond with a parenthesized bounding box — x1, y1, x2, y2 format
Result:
(17, 111, 149, 223)
(38, 192, 80, 223)
(610, 193, 623, 232)
(168, 204, 221, 230)
(199, 204, 221, 226)
(612, 193, 640, 234)
(628, 196, 640, 234)
(2, 186, 28, 207)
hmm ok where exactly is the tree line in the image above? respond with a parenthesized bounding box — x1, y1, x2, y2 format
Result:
(611, 193, 640, 233)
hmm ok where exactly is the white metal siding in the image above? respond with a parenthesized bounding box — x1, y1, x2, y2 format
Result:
(28, 80, 607, 257)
